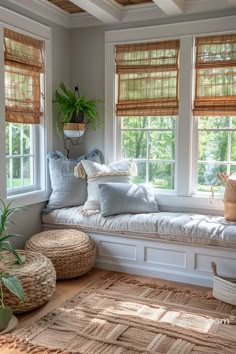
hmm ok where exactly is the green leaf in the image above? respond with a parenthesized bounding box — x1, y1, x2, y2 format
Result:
(0, 306, 13, 331)
(2, 275, 24, 301)
(0, 241, 23, 265)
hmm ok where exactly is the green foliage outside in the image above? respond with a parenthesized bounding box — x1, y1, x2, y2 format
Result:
(121, 116, 236, 192)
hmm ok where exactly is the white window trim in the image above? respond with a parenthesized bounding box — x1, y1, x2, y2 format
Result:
(0, 6, 52, 207)
(105, 15, 236, 213)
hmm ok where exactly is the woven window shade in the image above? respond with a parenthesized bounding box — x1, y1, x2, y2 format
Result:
(4, 28, 44, 124)
(116, 40, 179, 116)
(193, 34, 236, 116)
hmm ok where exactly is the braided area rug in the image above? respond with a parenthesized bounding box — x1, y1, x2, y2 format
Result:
(1, 273, 236, 354)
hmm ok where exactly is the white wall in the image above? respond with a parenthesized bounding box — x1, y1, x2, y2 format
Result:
(70, 26, 105, 157)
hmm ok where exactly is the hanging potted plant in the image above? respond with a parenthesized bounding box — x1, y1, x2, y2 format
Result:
(0, 200, 24, 333)
(53, 82, 100, 138)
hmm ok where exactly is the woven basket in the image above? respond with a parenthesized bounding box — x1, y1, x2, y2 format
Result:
(211, 262, 236, 305)
(25, 229, 96, 279)
(2, 250, 56, 314)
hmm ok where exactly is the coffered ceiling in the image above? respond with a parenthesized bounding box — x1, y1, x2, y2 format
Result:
(5, 0, 236, 29)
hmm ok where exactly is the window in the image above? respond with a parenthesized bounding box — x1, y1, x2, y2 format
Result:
(194, 35, 236, 193)
(4, 28, 44, 196)
(115, 40, 179, 190)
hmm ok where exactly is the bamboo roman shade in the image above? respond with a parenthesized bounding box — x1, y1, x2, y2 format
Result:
(115, 40, 180, 116)
(193, 34, 236, 116)
(4, 28, 44, 124)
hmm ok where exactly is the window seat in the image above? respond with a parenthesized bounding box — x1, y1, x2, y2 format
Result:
(42, 207, 236, 287)
(42, 206, 236, 248)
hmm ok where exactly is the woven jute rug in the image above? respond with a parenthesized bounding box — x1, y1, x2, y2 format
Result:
(1, 273, 236, 354)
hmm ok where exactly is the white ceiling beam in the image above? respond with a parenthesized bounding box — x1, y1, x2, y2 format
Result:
(153, 0, 184, 15)
(69, 0, 121, 24)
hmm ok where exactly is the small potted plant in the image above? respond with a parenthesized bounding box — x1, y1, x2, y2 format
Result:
(53, 82, 100, 137)
(0, 200, 24, 332)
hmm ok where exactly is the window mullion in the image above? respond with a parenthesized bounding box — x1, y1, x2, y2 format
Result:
(177, 36, 194, 196)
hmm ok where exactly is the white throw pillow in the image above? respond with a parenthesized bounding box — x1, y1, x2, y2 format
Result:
(74, 159, 136, 214)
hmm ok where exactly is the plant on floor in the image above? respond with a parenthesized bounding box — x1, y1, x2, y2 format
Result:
(0, 200, 25, 331)
(53, 82, 100, 136)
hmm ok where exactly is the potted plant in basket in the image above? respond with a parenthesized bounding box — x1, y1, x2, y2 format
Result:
(0, 200, 24, 332)
(53, 82, 100, 137)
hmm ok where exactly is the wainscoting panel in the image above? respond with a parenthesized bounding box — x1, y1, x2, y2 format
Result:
(144, 247, 186, 268)
(98, 240, 137, 261)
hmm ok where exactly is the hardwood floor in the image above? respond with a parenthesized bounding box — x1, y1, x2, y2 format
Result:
(1, 268, 210, 354)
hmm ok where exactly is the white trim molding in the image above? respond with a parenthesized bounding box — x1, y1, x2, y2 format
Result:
(70, 0, 121, 24)
(153, 0, 184, 15)
(3, 0, 236, 29)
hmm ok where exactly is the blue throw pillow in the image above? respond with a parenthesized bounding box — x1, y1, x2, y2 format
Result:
(47, 149, 103, 210)
(98, 183, 159, 217)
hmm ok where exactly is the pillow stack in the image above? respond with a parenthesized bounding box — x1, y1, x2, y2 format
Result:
(46, 149, 103, 210)
(74, 159, 136, 215)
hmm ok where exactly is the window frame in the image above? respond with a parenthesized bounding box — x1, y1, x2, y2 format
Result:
(105, 16, 236, 213)
(0, 8, 52, 207)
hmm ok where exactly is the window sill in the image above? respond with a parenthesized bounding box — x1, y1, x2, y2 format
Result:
(6, 189, 50, 208)
(155, 192, 224, 215)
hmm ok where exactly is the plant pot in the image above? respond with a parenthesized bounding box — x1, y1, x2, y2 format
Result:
(0, 306, 13, 331)
(71, 111, 84, 123)
(63, 123, 86, 139)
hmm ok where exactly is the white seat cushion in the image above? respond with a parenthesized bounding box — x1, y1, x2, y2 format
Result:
(42, 207, 236, 249)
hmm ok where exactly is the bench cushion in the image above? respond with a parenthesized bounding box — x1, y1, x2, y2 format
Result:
(42, 207, 236, 248)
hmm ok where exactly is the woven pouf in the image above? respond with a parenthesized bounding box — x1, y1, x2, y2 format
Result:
(3, 250, 56, 314)
(25, 229, 96, 279)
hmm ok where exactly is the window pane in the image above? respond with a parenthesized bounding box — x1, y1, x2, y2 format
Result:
(23, 156, 32, 186)
(23, 125, 31, 154)
(199, 131, 228, 161)
(6, 123, 9, 156)
(150, 116, 176, 129)
(198, 163, 226, 192)
(198, 116, 229, 129)
(122, 131, 147, 159)
(231, 132, 236, 162)
(12, 124, 21, 155)
(12, 157, 22, 188)
(6, 158, 10, 189)
(132, 161, 146, 184)
(150, 131, 175, 160)
(230, 165, 236, 175)
(232, 117, 236, 128)
(149, 162, 175, 190)
(121, 117, 148, 129)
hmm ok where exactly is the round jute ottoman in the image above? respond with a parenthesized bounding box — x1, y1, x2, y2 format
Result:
(3, 250, 56, 314)
(25, 229, 96, 279)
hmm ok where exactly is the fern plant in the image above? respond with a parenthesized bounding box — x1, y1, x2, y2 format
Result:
(53, 82, 100, 136)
